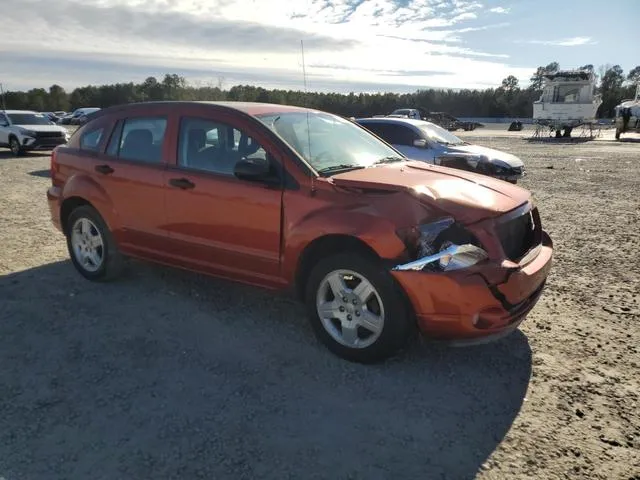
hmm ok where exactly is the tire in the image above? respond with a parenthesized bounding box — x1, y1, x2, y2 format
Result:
(304, 252, 414, 363)
(9, 136, 23, 156)
(65, 205, 124, 281)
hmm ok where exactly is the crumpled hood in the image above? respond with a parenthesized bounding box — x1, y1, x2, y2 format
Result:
(446, 143, 524, 168)
(330, 161, 531, 224)
(14, 124, 67, 133)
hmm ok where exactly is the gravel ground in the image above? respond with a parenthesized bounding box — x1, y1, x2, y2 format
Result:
(0, 127, 639, 479)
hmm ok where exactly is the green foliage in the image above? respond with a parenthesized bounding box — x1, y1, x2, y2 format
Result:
(627, 66, 640, 85)
(598, 65, 627, 117)
(2, 66, 637, 119)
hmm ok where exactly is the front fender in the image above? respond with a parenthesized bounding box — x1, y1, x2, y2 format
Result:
(61, 174, 121, 232)
(282, 206, 407, 282)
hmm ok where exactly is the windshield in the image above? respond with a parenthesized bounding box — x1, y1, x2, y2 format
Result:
(418, 122, 465, 146)
(257, 111, 403, 174)
(7, 113, 52, 125)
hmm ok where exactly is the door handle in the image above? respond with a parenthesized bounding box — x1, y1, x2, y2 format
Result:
(95, 164, 114, 175)
(169, 178, 195, 190)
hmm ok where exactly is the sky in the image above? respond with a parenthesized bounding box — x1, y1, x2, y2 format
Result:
(1, 0, 638, 93)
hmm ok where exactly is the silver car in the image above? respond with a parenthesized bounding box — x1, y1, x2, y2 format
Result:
(356, 117, 524, 183)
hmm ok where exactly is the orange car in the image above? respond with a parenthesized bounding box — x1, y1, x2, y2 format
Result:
(47, 101, 553, 363)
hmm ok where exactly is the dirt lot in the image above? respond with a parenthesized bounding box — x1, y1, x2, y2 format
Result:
(1, 127, 639, 479)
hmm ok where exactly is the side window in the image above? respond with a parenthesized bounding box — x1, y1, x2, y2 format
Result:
(387, 125, 418, 146)
(364, 123, 404, 145)
(106, 116, 167, 163)
(106, 120, 123, 157)
(79, 126, 104, 151)
(177, 117, 271, 177)
(360, 123, 386, 139)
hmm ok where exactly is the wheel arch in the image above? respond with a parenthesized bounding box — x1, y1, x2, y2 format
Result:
(60, 174, 120, 235)
(294, 234, 383, 301)
(60, 196, 95, 235)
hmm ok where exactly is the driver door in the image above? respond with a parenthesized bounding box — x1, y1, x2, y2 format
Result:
(163, 115, 284, 286)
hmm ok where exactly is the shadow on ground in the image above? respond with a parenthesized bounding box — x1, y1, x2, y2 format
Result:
(28, 169, 50, 178)
(0, 151, 51, 160)
(0, 260, 532, 479)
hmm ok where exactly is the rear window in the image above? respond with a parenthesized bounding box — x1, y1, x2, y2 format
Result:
(106, 116, 167, 163)
(79, 126, 104, 151)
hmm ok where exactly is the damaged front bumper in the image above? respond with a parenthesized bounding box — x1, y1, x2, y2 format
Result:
(436, 153, 525, 183)
(391, 232, 553, 342)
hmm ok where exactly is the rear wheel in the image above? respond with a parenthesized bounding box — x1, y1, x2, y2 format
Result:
(305, 252, 414, 363)
(66, 205, 124, 281)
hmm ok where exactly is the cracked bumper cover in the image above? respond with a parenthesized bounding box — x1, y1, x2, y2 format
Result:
(391, 231, 553, 341)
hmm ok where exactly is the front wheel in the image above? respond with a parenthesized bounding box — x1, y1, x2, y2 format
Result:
(66, 205, 124, 281)
(305, 252, 414, 363)
(9, 137, 23, 156)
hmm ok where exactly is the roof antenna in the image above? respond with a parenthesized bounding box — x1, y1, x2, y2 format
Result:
(301, 39, 316, 193)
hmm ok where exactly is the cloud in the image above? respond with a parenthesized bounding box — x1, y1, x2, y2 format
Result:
(455, 22, 510, 33)
(523, 36, 596, 47)
(0, 0, 532, 92)
(488, 6, 510, 14)
(0, 0, 355, 54)
(451, 12, 477, 21)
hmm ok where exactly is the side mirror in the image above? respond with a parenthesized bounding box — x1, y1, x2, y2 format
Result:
(0, 122, 8, 127)
(234, 159, 272, 182)
(413, 139, 428, 148)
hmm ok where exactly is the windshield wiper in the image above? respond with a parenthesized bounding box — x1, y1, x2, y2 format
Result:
(317, 164, 366, 176)
(373, 156, 406, 165)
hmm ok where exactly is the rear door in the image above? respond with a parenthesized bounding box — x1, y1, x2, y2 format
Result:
(83, 112, 171, 256)
(163, 112, 285, 285)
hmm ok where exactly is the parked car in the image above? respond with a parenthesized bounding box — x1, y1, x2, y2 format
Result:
(70, 107, 101, 125)
(58, 107, 100, 125)
(389, 108, 422, 119)
(356, 117, 525, 183)
(423, 112, 481, 131)
(47, 101, 552, 362)
(0, 110, 69, 155)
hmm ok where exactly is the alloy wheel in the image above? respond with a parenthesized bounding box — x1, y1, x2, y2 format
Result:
(316, 269, 385, 349)
(70, 217, 105, 272)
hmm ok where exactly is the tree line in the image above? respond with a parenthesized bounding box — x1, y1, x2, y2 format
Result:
(2, 64, 639, 119)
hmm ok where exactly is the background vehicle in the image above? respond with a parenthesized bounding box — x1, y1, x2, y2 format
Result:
(0, 110, 68, 155)
(614, 85, 640, 140)
(58, 107, 101, 125)
(356, 117, 524, 183)
(423, 112, 481, 131)
(389, 108, 422, 119)
(47, 101, 551, 363)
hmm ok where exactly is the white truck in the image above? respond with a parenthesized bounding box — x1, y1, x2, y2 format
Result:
(0, 110, 69, 156)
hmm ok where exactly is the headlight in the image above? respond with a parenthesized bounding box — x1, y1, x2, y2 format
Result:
(393, 243, 488, 272)
(20, 129, 36, 137)
(395, 218, 488, 272)
(490, 161, 513, 174)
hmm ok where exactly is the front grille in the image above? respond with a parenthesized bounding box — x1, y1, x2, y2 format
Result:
(496, 207, 541, 261)
(35, 131, 64, 138)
